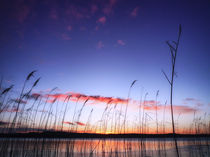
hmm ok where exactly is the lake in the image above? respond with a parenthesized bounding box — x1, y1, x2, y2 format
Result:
(0, 138, 209, 157)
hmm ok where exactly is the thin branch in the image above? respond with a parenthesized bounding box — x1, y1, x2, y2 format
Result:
(172, 41, 178, 46)
(166, 41, 176, 52)
(161, 70, 171, 85)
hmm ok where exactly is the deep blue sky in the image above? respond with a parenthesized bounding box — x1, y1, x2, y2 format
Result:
(0, 0, 210, 128)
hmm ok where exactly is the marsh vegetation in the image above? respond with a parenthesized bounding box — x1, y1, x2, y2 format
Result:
(0, 26, 209, 157)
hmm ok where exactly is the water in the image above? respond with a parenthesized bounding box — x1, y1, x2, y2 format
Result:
(0, 138, 209, 157)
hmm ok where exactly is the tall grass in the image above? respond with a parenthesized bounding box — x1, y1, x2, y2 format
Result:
(162, 24, 182, 157)
(0, 26, 210, 157)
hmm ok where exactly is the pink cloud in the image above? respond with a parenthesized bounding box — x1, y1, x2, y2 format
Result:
(16, 5, 31, 23)
(97, 16, 106, 24)
(34, 90, 199, 115)
(63, 121, 74, 125)
(184, 98, 197, 101)
(0, 107, 21, 113)
(110, 0, 117, 6)
(95, 26, 99, 31)
(117, 40, 126, 46)
(45, 91, 128, 106)
(30, 93, 42, 100)
(50, 8, 58, 20)
(12, 99, 27, 104)
(183, 98, 203, 107)
(46, 93, 67, 102)
(97, 41, 104, 49)
(61, 33, 71, 40)
(65, 5, 88, 20)
(131, 7, 139, 17)
(103, 7, 112, 15)
(67, 25, 72, 31)
(103, 0, 117, 15)
(142, 102, 198, 114)
(172, 105, 198, 114)
(91, 4, 98, 14)
(75, 121, 85, 126)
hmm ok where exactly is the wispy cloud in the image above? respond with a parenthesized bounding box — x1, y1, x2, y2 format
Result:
(63, 121, 74, 125)
(31, 93, 41, 98)
(97, 41, 104, 49)
(9, 0, 118, 26)
(16, 5, 31, 23)
(103, 0, 117, 15)
(130, 7, 139, 17)
(91, 4, 98, 14)
(0, 108, 20, 113)
(49, 8, 58, 20)
(46, 92, 128, 105)
(184, 98, 197, 102)
(33, 91, 198, 115)
(67, 25, 72, 31)
(117, 40, 126, 46)
(97, 16, 106, 24)
(172, 105, 198, 114)
(75, 121, 85, 126)
(11, 99, 27, 104)
(39, 88, 60, 94)
(142, 101, 198, 114)
(61, 33, 71, 40)
(65, 5, 85, 20)
(183, 97, 203, 107)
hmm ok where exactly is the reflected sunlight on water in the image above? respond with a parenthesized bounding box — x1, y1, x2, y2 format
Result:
(0, 138, 209, 157)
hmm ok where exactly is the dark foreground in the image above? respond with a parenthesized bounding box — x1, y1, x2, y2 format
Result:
(1, 131, 210, 139)
(0, 137, 210, 157)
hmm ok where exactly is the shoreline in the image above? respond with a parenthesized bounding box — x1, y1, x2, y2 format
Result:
(1, 132, 210, 139)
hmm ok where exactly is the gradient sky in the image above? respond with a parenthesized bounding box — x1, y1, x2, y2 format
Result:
(0, 0, 210, 133)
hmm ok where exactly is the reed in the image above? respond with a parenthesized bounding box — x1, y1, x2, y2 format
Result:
(162, 24, 182, 157)
(1, 25, 210, 157)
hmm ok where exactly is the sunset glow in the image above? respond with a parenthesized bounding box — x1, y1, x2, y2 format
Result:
(0, 0, 209, 135)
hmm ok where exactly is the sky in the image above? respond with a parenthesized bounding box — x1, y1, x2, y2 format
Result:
(0, 0, 210, 133)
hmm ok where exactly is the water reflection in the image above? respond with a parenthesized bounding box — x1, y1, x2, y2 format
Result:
(0, 138, 209, 157)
